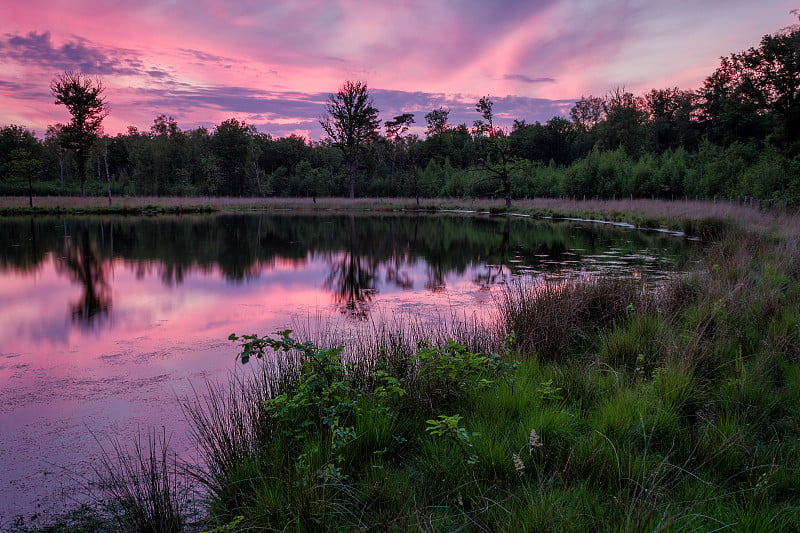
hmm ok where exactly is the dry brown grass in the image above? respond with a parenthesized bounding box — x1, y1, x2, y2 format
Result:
(0, 195, 401, 210)
(3, 195, 798, 236)
(509, 197, 800, 237)
(498, 277, 651, 361)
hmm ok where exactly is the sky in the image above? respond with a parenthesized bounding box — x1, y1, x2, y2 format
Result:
(0, 0, 797, 141)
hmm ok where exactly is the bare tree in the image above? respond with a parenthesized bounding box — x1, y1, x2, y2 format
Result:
(473, 95, 526, 208)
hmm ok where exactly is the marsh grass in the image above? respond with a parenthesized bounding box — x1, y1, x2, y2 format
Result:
(181, 361, 298, 516)
(498, 277, 650, 361)
(91, 429, 190, 533)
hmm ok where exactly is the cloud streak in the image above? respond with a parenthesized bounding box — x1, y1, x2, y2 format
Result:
(0, 31, 168, 77)
(504, 75, 557, 84)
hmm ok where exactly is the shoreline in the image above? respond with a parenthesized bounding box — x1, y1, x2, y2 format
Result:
(1, 196, 797, 236)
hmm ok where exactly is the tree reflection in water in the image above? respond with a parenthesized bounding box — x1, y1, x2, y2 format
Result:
(57, 225, 112, 327)
(325, 215, 378, 319)
(384, 218, 413, 291)
(0, 213, 687, 327)
(474, 217, 511, 289)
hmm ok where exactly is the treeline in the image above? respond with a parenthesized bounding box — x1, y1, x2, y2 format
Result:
(2, 22, 799, 203)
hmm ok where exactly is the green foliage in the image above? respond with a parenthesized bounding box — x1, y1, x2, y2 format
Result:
(201, 515, 244, 533)
(229, 330, 361, 479)
(212, 330, 522, 528)
(535, 379, 563, 401)
(425, 414, 479, 465)
(600, 313, 665, 373)
(595, 88, 649, 157)
(413, 336, 518, 405)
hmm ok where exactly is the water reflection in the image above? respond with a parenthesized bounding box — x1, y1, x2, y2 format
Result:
(56, 226, 112, 327)
(474, 217, 511, 289)
(325, 216, 378, 318)
(0, 213, 692, 330)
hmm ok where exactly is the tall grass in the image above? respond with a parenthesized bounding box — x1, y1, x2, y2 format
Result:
(498, 277, 651, 361)
(181, 361, 297, 518)
(91, 429, 190, 533)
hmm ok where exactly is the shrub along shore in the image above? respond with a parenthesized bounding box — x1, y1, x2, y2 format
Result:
(10, 199, 800, 532)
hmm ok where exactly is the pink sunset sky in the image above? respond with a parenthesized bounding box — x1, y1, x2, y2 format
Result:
(0, 0, 796, 140)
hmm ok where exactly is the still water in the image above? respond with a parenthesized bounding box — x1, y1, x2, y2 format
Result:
(0, 212, 690, 524)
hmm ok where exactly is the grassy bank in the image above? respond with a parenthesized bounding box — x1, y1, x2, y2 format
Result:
(10, 204, 800, 532)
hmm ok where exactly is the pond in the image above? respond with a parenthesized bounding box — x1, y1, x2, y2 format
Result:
(0, 212, 693, 525)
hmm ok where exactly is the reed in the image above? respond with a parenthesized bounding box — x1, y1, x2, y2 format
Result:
(91, 429, 189, 533)
(498, 276, 649, 361)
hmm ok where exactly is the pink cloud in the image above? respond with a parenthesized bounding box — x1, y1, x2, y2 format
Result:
(1, 0, 797, 137)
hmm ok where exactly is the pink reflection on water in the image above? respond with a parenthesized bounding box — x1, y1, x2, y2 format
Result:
(0, 249, 498, 525)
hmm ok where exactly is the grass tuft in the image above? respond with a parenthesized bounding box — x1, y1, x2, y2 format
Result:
(499, 277, 648, 361)
(91, 429, 190, 533)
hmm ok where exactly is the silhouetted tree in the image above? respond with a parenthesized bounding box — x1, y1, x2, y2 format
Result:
(151, 114, 180, 136)
(213, 118, 258, 196)
(595, 88, 648, 156)
(570, 95, 606, 132)
(43, 124, 72, 184)
(473, 95, 496, 136)
(541, 117, 577, 165)
(50, 72, 108, 196)
(643, 88, 698, 151)
(755, 21, 800, 147)
(0, 125, 44, 205)
(697, 56, 775, 145)
(9, 149, 42, 207)
(473, 96, 525, 208)
(698, 17, 800, 149)
(510, 117, 576, 165)
(425, 107, 450, 137)
(384, 113, 415, 186)
(320, 80, 380, 199)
